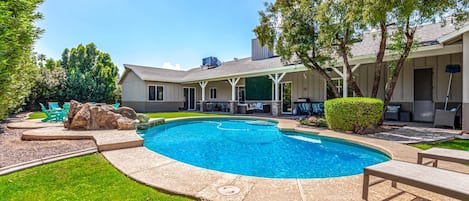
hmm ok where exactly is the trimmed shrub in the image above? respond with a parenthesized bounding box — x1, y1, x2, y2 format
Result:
(325, 97, 383, 134)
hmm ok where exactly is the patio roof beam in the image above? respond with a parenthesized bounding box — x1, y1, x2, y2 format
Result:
(331, 64, 361, 98)
(198, 81, 208, 101)
(268, 72, 286, 101)
(227, 77, 240, 101)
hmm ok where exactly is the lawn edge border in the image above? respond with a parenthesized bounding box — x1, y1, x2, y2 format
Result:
(0, 147, 98, 176)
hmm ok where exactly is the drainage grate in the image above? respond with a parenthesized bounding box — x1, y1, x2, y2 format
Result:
(217, 185, 240, 195)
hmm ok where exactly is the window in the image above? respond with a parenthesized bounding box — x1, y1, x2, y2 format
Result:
(326, 79, 354, 99)
(148, 85, 164, 101)
(210, 88, 217, 99)
(148, 86, 156, 101)
(237, 86, 246, 104)
(157, 86, 164, 101)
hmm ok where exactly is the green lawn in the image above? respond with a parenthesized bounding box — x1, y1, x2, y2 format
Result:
(0, 154, 192, 201)
(410, 139, 469, 151)
(144, 111, 227, 119)
(28, 112, 46, 119)
(29, 111, 225, 120)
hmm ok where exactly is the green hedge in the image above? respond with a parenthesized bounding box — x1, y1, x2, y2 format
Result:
(324, 97, 383, 134)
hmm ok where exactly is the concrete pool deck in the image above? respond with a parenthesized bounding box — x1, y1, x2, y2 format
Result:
(18, 117, 469, 200)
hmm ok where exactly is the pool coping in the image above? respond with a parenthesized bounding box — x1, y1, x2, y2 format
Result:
(102, 117, 469, 201)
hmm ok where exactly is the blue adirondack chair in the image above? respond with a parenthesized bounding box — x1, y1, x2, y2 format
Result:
(39, 103, 59, 122)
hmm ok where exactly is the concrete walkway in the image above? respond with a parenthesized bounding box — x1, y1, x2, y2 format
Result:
(367, 122, 461, 144)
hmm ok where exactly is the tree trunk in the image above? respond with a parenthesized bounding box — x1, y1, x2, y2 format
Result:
(371, 22, 388, 98)
(339, 40, 363, 97)
(383, 28, 415, 109)
(307, 63, 341, 98)
(298, 52, 341, 98)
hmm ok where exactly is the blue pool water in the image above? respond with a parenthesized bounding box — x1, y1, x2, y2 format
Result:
(140, 118, 389, 178)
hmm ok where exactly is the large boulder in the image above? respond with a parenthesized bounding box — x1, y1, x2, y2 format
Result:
(115, 107, 137, 120)
(69, 104, 92, 129)
(117, 117, 136, 130)
(65, 100, 136, 130)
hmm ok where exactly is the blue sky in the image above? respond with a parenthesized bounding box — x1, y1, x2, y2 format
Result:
(34, 0, 271, 73)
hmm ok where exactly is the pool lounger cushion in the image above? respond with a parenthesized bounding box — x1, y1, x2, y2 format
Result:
(362, 160, 469, 200)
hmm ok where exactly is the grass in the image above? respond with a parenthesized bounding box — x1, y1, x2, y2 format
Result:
(28, 112, 46, 119)
(0, 154, 192, 201)
(13, 111, 222, 200)
(410, 139, 469, 151)
(144, 111, 227, 119)
(29, 111, 223, 120)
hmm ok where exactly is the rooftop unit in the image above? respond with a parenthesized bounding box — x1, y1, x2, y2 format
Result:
(252, 38, 274, 61)
(202, 56, 221, 69)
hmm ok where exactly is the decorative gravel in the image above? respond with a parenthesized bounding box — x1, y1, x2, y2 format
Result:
(0, 114, 96, 168)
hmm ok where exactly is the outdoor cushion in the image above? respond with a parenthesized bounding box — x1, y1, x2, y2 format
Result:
(386, 105, 400, 112)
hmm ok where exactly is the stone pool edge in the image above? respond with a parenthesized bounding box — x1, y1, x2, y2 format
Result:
(102, 117, 469, 201)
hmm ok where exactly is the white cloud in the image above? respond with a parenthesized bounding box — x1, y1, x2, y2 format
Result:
(161, 62, 182, 70)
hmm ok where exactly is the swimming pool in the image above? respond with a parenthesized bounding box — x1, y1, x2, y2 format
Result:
(140, 118, 389, 178)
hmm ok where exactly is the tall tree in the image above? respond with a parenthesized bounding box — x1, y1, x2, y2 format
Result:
(254, 0, 341, 98)
(0, 0, 43, 119)
(364, 0, 469, 107)
(316, 0, 365, 97)
(28, 56, 67, 107)
(61, 43, 119, 103)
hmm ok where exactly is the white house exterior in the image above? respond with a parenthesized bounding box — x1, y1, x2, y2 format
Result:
(119, 22, 469, 132)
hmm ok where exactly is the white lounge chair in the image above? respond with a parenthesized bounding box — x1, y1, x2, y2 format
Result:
(417, 147, 469, 167)
(362, 160, 469, 200)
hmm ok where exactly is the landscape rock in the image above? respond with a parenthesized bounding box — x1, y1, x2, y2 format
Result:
(117, 117, 136, 130)
(66, 100, 136, 130)
(115, 107, 137, 120)
(137, 114, 150, 123)
(308, 116, 318, 123)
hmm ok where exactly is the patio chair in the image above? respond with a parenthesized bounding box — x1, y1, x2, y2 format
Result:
(220, 103, 230, 112)
(362, 160, 469, 200)
(39, 103, 59, 122)
(59, 103, 71, 122)
(247, 102, 263, 113)
(434, 104, 461, 129)
(296, 103, 311, 116)
(48, 102, 60, 110)
(384, 104, 400, 121)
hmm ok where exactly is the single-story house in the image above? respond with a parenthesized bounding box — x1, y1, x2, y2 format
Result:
(119, 21, 469, 132)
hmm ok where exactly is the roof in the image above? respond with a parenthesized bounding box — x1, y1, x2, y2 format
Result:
(121, 64, 189, 83)
(351, 22, 457, 57)
(121, 22, 466, 84)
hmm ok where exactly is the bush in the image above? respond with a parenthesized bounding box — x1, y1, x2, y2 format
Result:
(325, 97, 383, 134)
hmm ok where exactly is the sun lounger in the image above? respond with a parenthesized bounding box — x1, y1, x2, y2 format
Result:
(362, 160, 469, 200)
(417, 148, 469, 167)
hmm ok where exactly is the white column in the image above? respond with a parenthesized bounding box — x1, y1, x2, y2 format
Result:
(342, 66, 348, 98)
(227, 78, 240, 101)
(198, 81, 208, 101)
(462, 33, 469, 132)
(268, 73, 286, 117)
(331, 64, 361, 98)
(268, 72, 286, 100)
